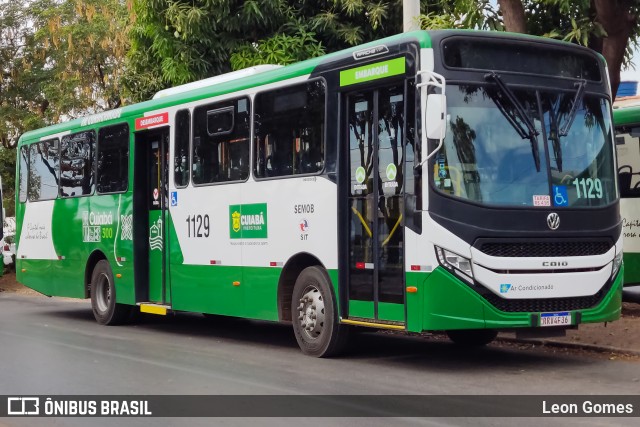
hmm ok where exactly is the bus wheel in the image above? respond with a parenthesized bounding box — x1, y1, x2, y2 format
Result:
(292, 266, 349, 357)
(90, 260, 131, 325)
(446, 329, 498, 347)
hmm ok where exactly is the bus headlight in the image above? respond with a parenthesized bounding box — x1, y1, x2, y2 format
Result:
(435, 246, 474, 284)
(612, 250, 623, 279)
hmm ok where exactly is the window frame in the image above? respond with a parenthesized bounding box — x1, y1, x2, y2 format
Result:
(59, 130, 97, 199)
(191, 96, 252, 187)
(174, 109, 192, 189)
(27, 138, 60, 202)
(206, 106, 235, 136)
(96, 122, 130, 195)
(18, 144, 29, 203)
(252, 77, 328, 181)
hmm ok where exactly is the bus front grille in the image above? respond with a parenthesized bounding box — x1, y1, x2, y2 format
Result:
(478, 240, 612, 258)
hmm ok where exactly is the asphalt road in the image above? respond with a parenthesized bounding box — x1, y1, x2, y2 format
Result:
(0, 293, 638, 427)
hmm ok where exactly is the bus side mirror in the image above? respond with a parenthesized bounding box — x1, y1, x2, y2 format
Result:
(426, 94, 447, 140)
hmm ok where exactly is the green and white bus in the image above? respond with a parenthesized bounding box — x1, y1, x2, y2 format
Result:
(614, 101, 640, 286)
(16, 30, 623, 356)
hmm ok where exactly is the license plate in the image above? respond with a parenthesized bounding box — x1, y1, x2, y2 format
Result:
(540, 311, 571, 327)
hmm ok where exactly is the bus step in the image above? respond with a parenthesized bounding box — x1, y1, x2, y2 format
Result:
(341, 317, 405, 330)
(137, 303, 171, 316)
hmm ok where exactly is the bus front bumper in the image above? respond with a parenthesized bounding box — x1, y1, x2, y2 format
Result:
(405, 266, 623, 332)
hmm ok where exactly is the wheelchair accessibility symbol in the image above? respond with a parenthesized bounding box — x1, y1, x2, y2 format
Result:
(553, 185, 568, 207)
(171, 191, 178, 207)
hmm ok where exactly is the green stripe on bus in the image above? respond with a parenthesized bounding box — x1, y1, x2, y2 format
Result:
(339, 57, 406, 87)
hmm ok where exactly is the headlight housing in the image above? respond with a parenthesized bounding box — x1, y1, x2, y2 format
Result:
(435, 246, 474, 284)
(612, 250, 623, 279)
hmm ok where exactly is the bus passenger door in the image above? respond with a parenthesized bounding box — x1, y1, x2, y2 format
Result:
(134, 128, 170, 305)
(346, 84, 406, 324)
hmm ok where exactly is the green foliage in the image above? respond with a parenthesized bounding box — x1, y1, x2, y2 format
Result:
(231, 29, 325, 70)
(125, 0, 435, 102)
(0, 0, 48, 149)
(420, 1, 640, 67)
(29, 0, 132, 116)
(1, 0, 130, 149)
(420, 0, 502, 31)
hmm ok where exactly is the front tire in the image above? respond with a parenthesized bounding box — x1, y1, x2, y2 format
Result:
(90, 260, 132, 325)
(446, 329, 498, 347)
(292, 266, 349, 357)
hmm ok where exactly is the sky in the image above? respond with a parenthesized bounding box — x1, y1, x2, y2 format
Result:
(623, 50, 640, 82)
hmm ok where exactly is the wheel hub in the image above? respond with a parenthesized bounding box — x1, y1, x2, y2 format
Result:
(297, 286, 325, 340)
(95, 273, 111, 313)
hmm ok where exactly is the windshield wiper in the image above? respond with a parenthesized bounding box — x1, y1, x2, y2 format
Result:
(559, 79, 587, 136)
(484, 72, 541, 171)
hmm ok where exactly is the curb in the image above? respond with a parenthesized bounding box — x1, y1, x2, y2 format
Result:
(497, 336, 640, 357)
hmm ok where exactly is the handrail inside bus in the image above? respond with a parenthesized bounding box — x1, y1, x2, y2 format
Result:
(351, 206, 372, 238)
(381, 214, 403, 247)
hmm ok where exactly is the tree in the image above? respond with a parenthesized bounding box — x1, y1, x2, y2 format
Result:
(124, 0, 431, 102)
(421, 0, 640, 98)
(1, 0, 131, 149)
(0, 0, 48, 149)
(29, 0, 132, 115)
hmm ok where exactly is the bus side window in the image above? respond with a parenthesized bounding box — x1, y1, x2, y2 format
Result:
(97, 123, 129, 194)
(174, 109, 191, 187)
(254, 79, 326, 178)
(192, 97, 250, 184)
(60, 131, 96, 198)
(27, 138, 59, 202)
(18, 146, 29, 203)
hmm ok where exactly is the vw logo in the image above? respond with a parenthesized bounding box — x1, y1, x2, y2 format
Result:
(547, 212, 560, 230)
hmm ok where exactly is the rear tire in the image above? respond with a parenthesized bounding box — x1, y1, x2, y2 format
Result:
(446, 329, 498, 347)
(292, 266, 349, 357)
(90, 260, 132, 325)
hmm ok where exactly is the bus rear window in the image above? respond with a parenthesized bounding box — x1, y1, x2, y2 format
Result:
(442, 38, 601, 81)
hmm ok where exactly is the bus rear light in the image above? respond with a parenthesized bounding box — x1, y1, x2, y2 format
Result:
(435, 246, 474, 284)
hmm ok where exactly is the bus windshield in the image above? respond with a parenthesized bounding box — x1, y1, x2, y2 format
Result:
(434, 83, 616, 208)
